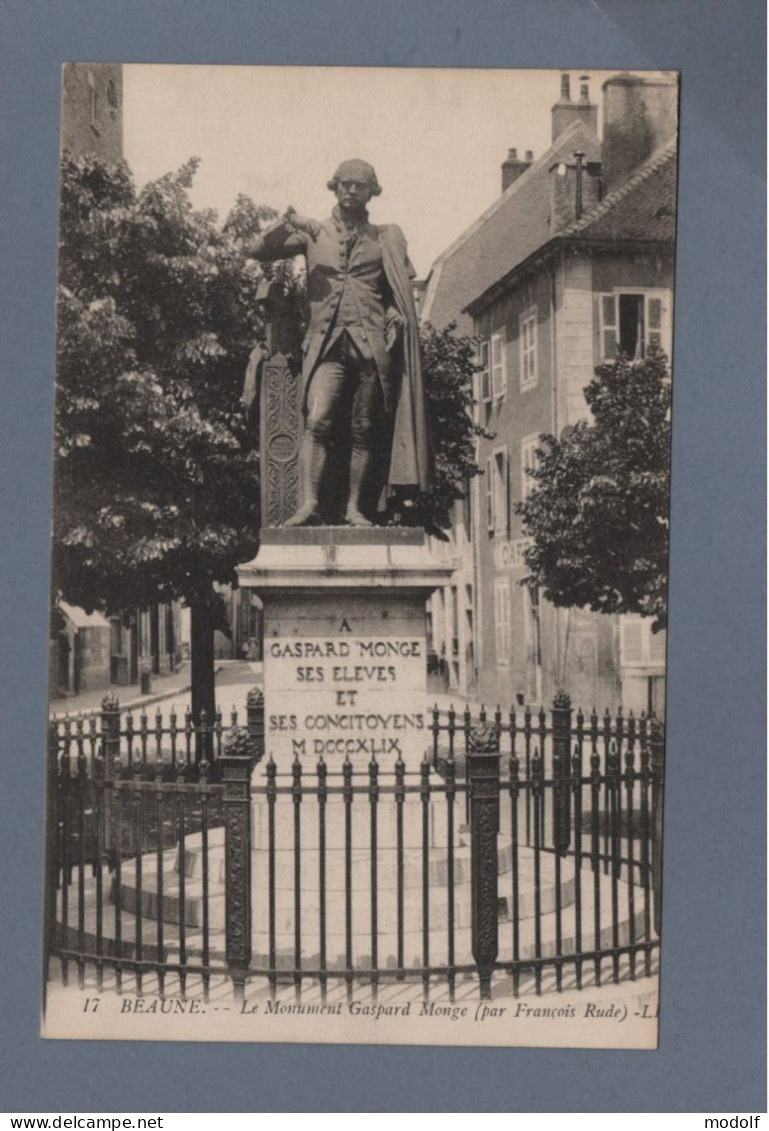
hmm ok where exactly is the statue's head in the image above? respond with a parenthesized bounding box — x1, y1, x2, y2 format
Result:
(327, 159, 382, 211)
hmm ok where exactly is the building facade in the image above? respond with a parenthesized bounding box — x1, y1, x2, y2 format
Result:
(213, 585, 263, 662)
(426, 496, 477, 697)
(61, 63, 123, 162)
(423, 72, 677, 714)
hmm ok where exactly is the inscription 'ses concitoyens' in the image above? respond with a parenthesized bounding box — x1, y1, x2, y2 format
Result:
(264, 635, 428, 765)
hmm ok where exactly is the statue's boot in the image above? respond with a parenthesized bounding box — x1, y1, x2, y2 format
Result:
(284, 434, 325, 527)
(345, 445, 374, 527)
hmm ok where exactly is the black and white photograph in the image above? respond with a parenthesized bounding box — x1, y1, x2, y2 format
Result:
(43, 63, 678, 1048)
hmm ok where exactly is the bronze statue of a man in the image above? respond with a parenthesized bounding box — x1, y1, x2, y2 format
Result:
(249, 159, 431, 526)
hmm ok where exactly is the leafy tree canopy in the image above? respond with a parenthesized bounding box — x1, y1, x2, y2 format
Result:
(516, 350, 671, 631)
(401, 321, 493, 536)
(54, 154, 278, 614)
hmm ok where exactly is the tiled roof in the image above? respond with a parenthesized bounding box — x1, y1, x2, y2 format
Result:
(465, 139, 678, 315)
(421, 119, 601, 333)
(59, 601, 110, 629)
(557, 140, 678, 242)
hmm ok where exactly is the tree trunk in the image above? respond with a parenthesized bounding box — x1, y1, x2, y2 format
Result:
(190, 594, 217, 763)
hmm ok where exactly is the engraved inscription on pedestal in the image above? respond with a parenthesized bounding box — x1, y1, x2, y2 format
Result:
(263, 596, 429, 767)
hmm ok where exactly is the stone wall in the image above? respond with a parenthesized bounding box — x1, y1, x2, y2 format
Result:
(61, 63, 123, 162)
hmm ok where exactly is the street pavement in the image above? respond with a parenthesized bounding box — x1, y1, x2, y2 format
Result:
(49, 660, 261, 722)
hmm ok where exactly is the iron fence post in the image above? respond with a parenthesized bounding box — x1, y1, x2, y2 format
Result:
(220, 733, 255, 999)
(100, 693, 121, 776)
(649, 717, 665, 936)
(552, 689, 572, 856)
(246, 687, 265, 766)
(468, 722, 501, 1000)
(100, 693, 121, 862)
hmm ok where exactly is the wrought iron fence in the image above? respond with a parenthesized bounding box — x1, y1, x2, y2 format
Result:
(44, 689, 663, 1005)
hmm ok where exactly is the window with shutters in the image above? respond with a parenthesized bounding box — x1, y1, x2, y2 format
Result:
(598, 290, 672, 362)
(491, 329, 507, 398)
(478, 340, 491, 403)
(519, 307, 538, 390)
(494, 578, 511, 666)
(486, 447, 509, 536)
(485, 455, 494, 532)
(493, 446, 509, 538)
(620, 614, 667, 669)
(521, 434, 540, 501)
(523, 584, 543, 702)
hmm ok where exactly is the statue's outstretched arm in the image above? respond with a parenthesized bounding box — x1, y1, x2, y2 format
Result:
(247, 207, 316, 262)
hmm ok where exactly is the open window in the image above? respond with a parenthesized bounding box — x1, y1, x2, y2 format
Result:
(598, 291, 672, 362)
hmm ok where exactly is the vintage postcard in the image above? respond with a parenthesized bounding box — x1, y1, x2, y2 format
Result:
(43, 64, 677, 1047)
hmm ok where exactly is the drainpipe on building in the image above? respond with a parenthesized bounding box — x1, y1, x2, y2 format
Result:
(471, 411, 484, 696)
(574, 151, 585, 220)
(546, 254, 562, 690)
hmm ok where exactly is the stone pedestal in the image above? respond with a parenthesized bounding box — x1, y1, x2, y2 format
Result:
(237, 527, 453, 772)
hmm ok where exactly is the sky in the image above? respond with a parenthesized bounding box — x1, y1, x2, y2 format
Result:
(124, 66, 635, 278)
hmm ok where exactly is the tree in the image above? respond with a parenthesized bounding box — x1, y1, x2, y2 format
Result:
(515, 350, 671, 631)
(399, 321, 492, 535)
(54, 154, 280, 726)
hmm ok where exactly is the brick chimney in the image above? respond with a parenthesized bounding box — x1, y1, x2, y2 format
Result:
(601, 72, 678, 193)
(501, 147, 534, 192)
(551, 73, 598, 141)
(549, 153, 602, 230)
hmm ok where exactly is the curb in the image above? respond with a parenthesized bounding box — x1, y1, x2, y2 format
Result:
(50, 664, 226, 718)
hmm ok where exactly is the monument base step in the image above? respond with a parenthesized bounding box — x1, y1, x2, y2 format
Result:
(61, 862, 651, 977)
(111, 840, 576, 933)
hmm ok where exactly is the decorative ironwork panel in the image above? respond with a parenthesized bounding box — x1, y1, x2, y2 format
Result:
(468, 726, 501, 1000)
(221, 751, 254, 998)
(552, 689, 572, 856)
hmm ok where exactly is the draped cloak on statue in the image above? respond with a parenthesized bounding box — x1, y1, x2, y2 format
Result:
(246, 213, 432, 499)
(376, 223, 432, 496)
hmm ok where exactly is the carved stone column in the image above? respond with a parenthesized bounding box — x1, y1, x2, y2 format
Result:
(260, 351, 302, 528)
(254, 278, 304, 528)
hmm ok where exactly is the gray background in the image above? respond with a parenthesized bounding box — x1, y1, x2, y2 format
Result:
(0, 0, 765, 1113)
